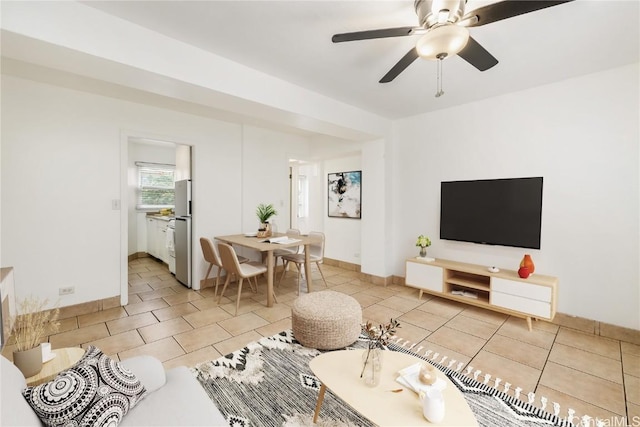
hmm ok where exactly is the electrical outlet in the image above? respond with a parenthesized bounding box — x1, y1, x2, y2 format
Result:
(111, 199, 121, 210)
(354, 253, 360, 258)
(59, 286, 75, 295)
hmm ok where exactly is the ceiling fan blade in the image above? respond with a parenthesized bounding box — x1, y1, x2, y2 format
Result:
(332, 27, 422, 43)
(379, 48, 419, 83)
(461, 0, 574, 27)
(457, 36, 498, 71)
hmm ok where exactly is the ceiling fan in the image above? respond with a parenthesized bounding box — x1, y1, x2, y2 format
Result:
(332, 0, 574, 87)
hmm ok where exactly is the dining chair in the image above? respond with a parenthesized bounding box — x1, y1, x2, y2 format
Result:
(273, 228, 301, 280)
(278, 231, 328, 294)
(217, 242, 276, 315)
(200, 237, 249, 299)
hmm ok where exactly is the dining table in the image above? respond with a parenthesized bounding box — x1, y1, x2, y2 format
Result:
(214, 232, 322, 307)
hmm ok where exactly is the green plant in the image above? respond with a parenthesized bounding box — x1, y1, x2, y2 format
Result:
(12, 296, 60, 352)
(256, 203, 278, 224)
(416, 235, 432, 248)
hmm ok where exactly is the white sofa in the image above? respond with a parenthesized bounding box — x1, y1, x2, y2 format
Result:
(1, 354, 228, 426)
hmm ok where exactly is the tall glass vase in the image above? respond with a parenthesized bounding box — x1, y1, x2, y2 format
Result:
(361, 347, 383, 387)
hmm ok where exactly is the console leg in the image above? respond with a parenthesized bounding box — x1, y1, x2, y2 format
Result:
(419, 290, 424, 300)
(313, 383, 327, 423)
(526, 317, 532, 331)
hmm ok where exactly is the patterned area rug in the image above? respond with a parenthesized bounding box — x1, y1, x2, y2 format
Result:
(192, 330, 575, 427)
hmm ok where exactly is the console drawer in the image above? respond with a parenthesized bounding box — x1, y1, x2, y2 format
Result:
(405, 261, 443, 293)
(492, 291, 552, 319)
(492, 277, 552, 302)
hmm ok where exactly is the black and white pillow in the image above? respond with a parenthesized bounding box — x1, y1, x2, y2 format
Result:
(22, 346, 147, 427)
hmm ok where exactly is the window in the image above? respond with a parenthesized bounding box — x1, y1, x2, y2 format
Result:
(136, 162, 175, 209)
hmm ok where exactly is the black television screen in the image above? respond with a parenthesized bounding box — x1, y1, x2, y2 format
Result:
(440, 177, 543, 249)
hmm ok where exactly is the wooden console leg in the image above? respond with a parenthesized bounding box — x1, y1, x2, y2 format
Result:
(313, 383, 327, 423)
(419, 290, 424, 300)
(526, 317, 532, 331)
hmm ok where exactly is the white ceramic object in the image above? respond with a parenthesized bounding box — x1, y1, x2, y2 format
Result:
(420, 388, 446, 423)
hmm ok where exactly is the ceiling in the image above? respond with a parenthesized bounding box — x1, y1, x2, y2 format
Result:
(45, 1, 640, 119)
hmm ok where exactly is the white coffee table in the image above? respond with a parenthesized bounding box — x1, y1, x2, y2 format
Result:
(309, 349, 478, 426)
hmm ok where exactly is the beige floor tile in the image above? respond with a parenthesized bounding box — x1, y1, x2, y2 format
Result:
(163, 346, 222, 370)
(398, 309, 447, 332)
(147, 278, 178, 291)
(218, 313, 269, 336)
(137, 287, 177, 301)
(219, 299, 265, 316)
(214, 331, 263, 356)
(255, 318, 292, 338)
(362, 304, 403, 326)
(361, 286, 398, 300)
(124, 298, 169, 316)
(460, 306, 509, 326)
(162, 291, 204, 306)
(107, 312, 158, 335)
(416, 297, 465, 319)
(469, 350, 542, 396)
(77, 307, 128, 328)
(128, 283, 154, 294)
(330, 282, 371, 295)
(152, 302, 199, 322)
(497, 317, 556, 350)
(58, 301, 102, 320)
(325, 275, 355, 286)
(377, 295, 424, 313)
(447, 314, 500, 340)
(183, 307, 233, 329)
(189, 296, 222, 311)
(626, 373, 640, 404)
(622, 341, 640, 357)
(119, 337, 185, 362)
(174, 323, 233, 353)
(552, 313, 597, 334)
(47, 317, 78, 335)
(535, 384, 625, 423)
(253, 304, 292, 323)
(414, 339, 472, 368)
(127, 294, 142, 305)
(484, 334, 549, 370)
(556, 327, 621, 360)
(600, 323, 640, 346)
(549, 342, 623, 383)
(622, 351, 640, 377)
(539, 361, 626, 415)
(628, 401, 640, 424)
(86, 330, 144, 357)
(350, 292, 382, 308)
(425, 326, 486, 358)
(530, 318, 559, 334)
(102, 296, 122, 310)
(138, 317, 193, 343)
(389, 321, 430, 345)
(137, 270, 166, 279)
(49, 323, 110, 348)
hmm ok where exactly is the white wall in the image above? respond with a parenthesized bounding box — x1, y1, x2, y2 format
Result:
(392, 64, 639, 329)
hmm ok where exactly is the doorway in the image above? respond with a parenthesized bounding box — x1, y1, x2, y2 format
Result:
(120, 136, 192, 305)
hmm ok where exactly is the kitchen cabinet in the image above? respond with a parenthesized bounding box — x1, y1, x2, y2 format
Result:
(146, 217, 171, 264)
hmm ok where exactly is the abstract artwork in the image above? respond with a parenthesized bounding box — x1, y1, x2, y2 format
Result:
(328, 171, 361, 219)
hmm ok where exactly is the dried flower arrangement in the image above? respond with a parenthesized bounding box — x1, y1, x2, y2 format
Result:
(12, 296, 60, 352)
(360, 318, 400, 378)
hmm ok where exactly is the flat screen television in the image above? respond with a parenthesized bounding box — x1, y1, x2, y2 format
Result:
(440, 177, 543, 249)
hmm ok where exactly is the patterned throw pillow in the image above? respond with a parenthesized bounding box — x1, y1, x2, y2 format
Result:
(22, 346, 147, 427)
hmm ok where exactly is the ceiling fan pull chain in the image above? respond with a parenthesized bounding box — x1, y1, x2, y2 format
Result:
(435, 57, 444, 97)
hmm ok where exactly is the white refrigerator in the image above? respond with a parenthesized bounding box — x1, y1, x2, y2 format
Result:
(174, 179, 191, 287)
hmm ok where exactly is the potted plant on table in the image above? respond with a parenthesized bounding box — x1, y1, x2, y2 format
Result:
(416, 234, 431, 258)
(256, 203, 278, 237)
(11, 296, 60, 377)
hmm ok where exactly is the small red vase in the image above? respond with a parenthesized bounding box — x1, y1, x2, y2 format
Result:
(518, 266, 530, 279)
(520, 254, 535, 274)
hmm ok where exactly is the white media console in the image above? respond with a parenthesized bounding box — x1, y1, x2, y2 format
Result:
(405, 257, 558, 331)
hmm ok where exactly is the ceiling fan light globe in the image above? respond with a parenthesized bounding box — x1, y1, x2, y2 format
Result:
(416, 24, 470, 60)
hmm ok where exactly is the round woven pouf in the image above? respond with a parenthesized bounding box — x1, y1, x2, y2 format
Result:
(292, 290, 362, 350)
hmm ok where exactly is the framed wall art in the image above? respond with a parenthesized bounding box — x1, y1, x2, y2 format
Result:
(328, 170, 362, 219)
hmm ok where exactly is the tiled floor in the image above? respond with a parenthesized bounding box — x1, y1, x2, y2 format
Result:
(5, 256, 638, 425)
